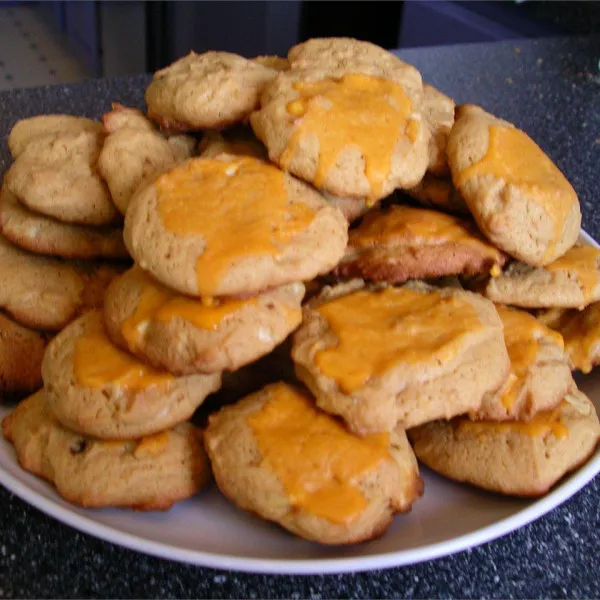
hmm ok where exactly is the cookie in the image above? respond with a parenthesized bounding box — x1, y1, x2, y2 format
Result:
(204, 382, 423, 544)
(480, 245, 600, 309)
(252, 55, 290, 71)
(42, 311, 222, 439)
(5, 128, 120, 226)
(447, 105, 581, 266)
(406, 173, 469, 215)
(421, 84, 454, 176)
(124, 155, 348, 297)
(537, 303, 600, 374)
(145, 51, 277, 131)
(322, 193, 369, 223)
(0, 189, 129, 260)
(0, 235, 122, 330)
(0, 313, 46, 400)
(409, 390, 600, 497)
(292, 281, 510, 434)
(335, 205, 507, 283)
(8, 115, 103, 158)
(2, 390, 210, 510)
(104, 265, 305, 374)
(197, 128, 267, 160)
(473, 305, 573, 421)
(98, 103, 196, 215)
(251, 67, 429, 203)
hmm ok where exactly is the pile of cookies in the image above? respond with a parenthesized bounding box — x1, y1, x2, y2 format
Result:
(2, 38, 600, 545)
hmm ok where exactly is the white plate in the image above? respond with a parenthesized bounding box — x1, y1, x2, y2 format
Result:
(1, 231, 599, 575)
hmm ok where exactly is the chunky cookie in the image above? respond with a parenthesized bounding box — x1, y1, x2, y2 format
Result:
(322, 193, 369, 223)
(473, 305, 573, 421)
(409, 390, 600, 497)
(204, 382, 423, 544)
(42, 311, 221, 439)
(406, 173, 469, 215)
(252, 55, 289, 72)
(98, 103, 196, 215)
(124, 155, 348, 297)
(104, 265, 305, 374)
(2, 390, 210, 510)
(480, 245, 600, 309)
(251, 67, 429, 203)
(0, 235, 122, 330)
(0, 189, 129, 260)
(197, 128, 267, 160)
(538, 303, 600, 374)
(145, 51, 277, 131)
(421, 84, 454, 176)
(335, 205, 507, 283)
(292, 281, 510, 434)
(0, 313, 46, 400)
(4, 130, 120, 226)
(447, 105, 581, 266)
(8, 115, 103, 158)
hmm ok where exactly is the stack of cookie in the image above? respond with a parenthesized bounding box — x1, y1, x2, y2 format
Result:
(3, 37, 600, 544)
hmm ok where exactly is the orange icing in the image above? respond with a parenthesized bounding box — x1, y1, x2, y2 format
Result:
(454, 125, 578, 257)
(280, 74, 419, 204)
(156, 157, 315, 296)
(120, 268, 253, 351)
(349, 204, 503, 269)
(73, 314, 173, 390)
(460, 403, 569, 439)
(247, 383, 390, 525)
(545, 246, 600, 305)
(496, 306, 564, 410)
(314, 287, 483, 393)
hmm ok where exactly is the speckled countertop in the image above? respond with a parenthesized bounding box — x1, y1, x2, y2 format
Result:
(0, 36, 599, 598)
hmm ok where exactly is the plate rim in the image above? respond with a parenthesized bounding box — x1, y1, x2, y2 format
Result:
(0, 230, 598, 575)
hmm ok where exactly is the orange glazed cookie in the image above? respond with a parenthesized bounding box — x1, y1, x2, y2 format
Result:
(2, 391, 210, 510)
(0, 189, 128, 260)
(335, 205, 507, 283)
(42, 311, 221, 439)
(473, 306, 573, 421)
(292, 281, 510, 434)
(0, 313, 46, 400)
(409, 391, 600, 497)
(145, 51, 277, 131)
(251, 68, 429, 204)
(480, 245, 600, 309)
(447, 105, 580, 266)
(421, 84, 455, 176)
(124, 155, 348, 297)
(104, 265, 305, 374)
(204, 382, 423, 544)
(98, 103, 196, 215)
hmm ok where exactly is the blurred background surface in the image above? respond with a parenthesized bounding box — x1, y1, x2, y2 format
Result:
(0, 0, 599, 91)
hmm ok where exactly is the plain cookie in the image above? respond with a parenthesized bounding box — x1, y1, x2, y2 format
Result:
(406, 173, 469, 215)
(421, 84, 455, 176)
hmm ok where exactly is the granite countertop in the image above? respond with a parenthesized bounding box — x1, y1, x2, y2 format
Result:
(0, 35, 599, 599)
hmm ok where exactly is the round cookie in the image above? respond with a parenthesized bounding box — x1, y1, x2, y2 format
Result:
(479, 245, 600, 309)
(252, 55, 289, 72)
(408, 390, 600, 497)
(2, 391, 210, 510)
(537, 302, 600, 374)
(0, 313, 46, 400)
(251, 67, 429, 203)
(198, 128, 267, 160)
(335, 205, 507, 283)
(8, 114, 103, 158)
(124, 155, 348, 297)
(145, 51, 277, 131)
(0, 235, 122, 330)
(98, 103, 196, 215)
(421, 84, 455, 176)
(292, 281, 510, 434)
(104, 265, 305, 374)
(472, 305, 573, 421)
(406, 174, 469, 215)
(322, 192, 369, 223)
(4, 129, 120, 226)
(204, 382, 423, 545)
(42, 311, 222, 440)
(447, 105, 581, 266)
(0, 189, 129, 260)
